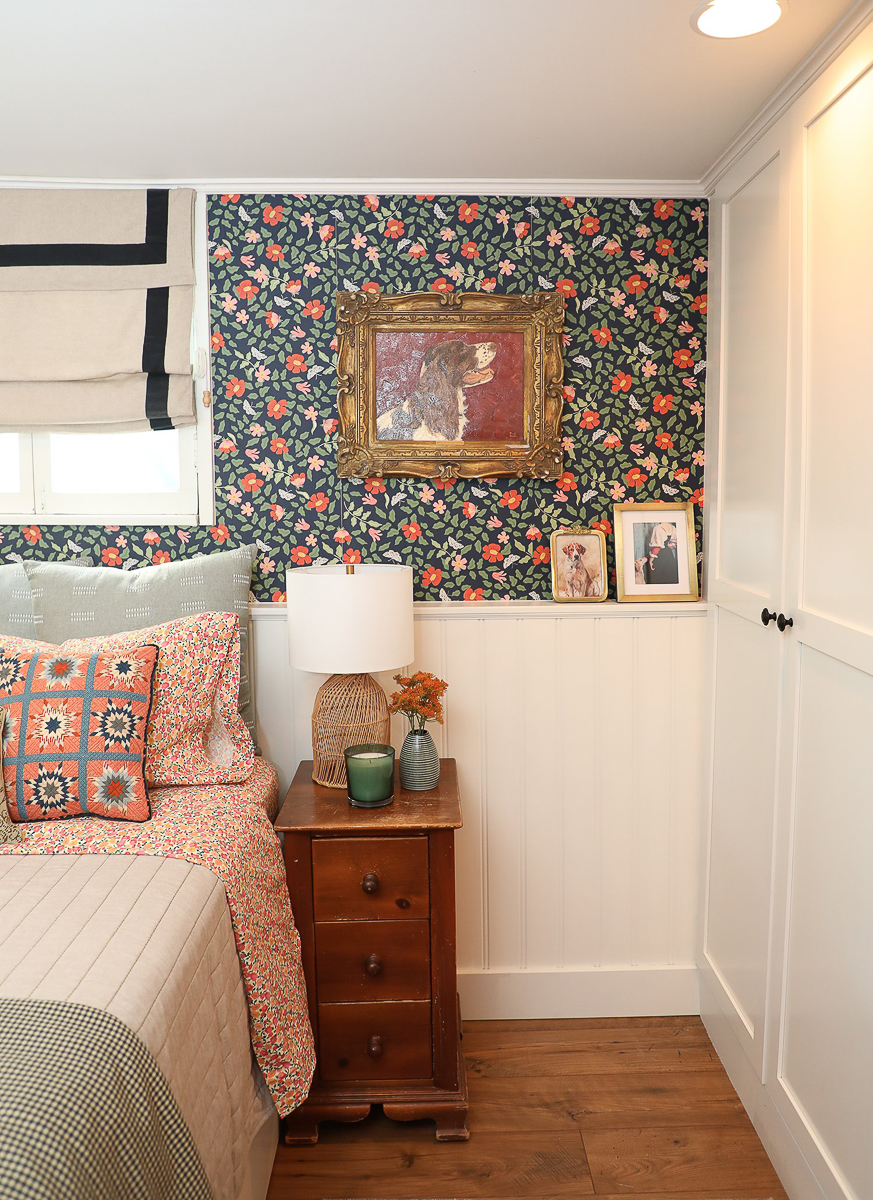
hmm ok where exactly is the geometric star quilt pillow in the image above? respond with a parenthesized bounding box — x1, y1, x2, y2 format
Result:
(0, 640, 158, 823)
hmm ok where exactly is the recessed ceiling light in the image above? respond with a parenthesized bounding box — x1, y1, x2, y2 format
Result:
(692, 0, 786, 39)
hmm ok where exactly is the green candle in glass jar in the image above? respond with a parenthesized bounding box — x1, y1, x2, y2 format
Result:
(344, 744, 395, 807)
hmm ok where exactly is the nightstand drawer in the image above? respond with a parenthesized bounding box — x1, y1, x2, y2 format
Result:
(312, 837, 429, 921)
(315, 919, 431, 1002)
(318, 1000, 433, 1081)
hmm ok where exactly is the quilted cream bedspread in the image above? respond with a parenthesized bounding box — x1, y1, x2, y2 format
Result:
(0, 854, 272, 1200)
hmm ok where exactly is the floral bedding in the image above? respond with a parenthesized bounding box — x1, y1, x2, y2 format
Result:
(0, 756, 315, 1117)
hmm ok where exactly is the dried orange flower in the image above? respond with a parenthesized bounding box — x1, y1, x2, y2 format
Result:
(388, 670, 448, 731)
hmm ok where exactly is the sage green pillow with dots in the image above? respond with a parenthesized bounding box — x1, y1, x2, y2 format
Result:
(22, 547, 259, 749)
(0, 709, 23, 845)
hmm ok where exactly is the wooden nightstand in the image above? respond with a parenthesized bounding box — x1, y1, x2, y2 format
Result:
(276, 758, 468, 1144)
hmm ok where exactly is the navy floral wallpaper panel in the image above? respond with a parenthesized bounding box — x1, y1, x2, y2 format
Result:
(0, 193, 707, 602)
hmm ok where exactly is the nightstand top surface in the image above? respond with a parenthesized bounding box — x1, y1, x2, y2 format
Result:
(276, 759, 462, 832)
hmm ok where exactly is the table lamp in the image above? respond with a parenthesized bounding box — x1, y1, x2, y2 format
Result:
(286, 563, 414, 788)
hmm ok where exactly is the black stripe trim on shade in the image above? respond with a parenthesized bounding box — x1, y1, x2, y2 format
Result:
(142, 286, 169, 374)
(144, 374, 173, 431)
(0, 190, 170, 267)
(142, 286, 172, 428)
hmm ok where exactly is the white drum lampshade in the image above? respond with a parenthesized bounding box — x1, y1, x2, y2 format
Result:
(286, 564, 414, 787)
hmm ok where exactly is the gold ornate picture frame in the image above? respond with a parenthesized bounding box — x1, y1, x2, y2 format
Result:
(550, 526, 608, 602)
(336, 290, 564, 479)
(614, 501, 699, 602)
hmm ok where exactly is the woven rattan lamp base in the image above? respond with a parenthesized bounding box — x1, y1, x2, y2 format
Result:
(311, 673, 391, 788)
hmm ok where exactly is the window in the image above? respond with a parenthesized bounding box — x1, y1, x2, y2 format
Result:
(0, 424, 211, 524)
(0, 195, 215, 526)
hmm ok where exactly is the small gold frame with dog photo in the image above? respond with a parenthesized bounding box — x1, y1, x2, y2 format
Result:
(550, 526, 608, 602)
(336, 290, 564, 479)
(613, 501, 699, 602)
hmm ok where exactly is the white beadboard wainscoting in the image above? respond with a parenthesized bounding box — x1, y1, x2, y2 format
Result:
(251, 600, 708, 1019)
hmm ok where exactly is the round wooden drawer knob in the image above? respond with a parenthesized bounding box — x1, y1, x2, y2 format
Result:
(367, 1034, 383, 1059)
(365, 953, 383, 977)
(361, 873, 379, 894)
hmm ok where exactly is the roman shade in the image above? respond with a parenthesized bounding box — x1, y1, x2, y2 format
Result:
(0, 188, 196, 432)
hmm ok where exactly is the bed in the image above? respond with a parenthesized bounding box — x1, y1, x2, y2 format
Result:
(0, 602, 316, 1200)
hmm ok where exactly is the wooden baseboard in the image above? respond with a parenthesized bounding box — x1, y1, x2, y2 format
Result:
(457, 966, 700, 1019)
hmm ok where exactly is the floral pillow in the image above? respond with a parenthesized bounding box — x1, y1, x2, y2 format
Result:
(60, 611, 255, 787)
(0, 641, 158, 823)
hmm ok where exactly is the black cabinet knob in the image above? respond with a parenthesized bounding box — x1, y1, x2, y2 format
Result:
(777, 613, 794, 632)
(367, 1034, 383, 1059)
(361, 873, 379, 894)
(364, 953, 383, 977)
(761, 608, 777, 627)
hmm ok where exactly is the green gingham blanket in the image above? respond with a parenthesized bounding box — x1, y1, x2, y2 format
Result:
(0, 996, 212, 1200)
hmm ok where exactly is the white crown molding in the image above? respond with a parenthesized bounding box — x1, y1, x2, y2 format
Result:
(0, 176, 706, 199)
(701, 0, 873, 194)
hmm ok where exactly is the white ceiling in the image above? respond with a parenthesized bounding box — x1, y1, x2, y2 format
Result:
(0, 0, 863, 185)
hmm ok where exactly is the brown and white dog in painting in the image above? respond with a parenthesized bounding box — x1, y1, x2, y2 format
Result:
(376, 339, 496, 442)
(561, 542, 600, 598)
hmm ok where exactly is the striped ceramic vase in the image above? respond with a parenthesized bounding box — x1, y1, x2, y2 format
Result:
(398, 729, 440, 791)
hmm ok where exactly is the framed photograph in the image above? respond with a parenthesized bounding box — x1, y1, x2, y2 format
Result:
(613, 502, 699, 602)
(336, 290, 564, 479)
(550, 526, 607, 602)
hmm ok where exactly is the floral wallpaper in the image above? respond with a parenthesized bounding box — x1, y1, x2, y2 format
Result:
(0, 193, 707, 602)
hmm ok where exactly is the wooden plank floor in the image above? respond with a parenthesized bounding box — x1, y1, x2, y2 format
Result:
(268, 1016, 789, 1200)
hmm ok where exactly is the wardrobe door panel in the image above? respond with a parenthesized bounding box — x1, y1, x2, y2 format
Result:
(704, 607, 780, 1074)
(715, 153, 788, 607)
(781, 647, 873, 1200)
(803, 64, 873, 633)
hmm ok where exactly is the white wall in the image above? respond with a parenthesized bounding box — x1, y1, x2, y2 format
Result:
(252, 599, 706, 1019)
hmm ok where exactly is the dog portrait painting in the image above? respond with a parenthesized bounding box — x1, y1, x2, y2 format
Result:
(550, 527, 607, 603)
(374, 330, 525, 443)
(335, 290, 565, 479)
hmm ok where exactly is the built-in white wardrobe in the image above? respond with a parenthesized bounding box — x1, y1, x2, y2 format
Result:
(702, 18, 873, 1200)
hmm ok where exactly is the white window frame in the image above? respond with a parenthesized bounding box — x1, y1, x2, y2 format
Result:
(0, 190, 216, 526)
(0, 434, 35, 517)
